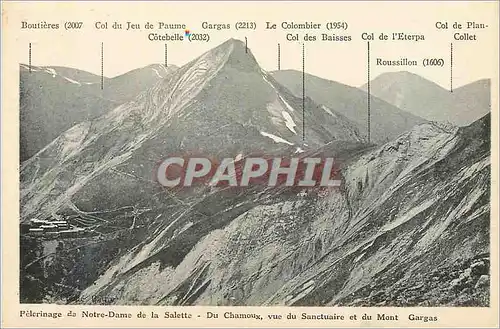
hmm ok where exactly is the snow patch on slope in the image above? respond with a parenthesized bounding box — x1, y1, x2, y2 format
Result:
(322, 105, 336, 117)
(152, 68, 163, 78)
(260, 132, 294, 145)
(279, 95, 295, 113)
(44, 68, 57, 77)
(281, 111, 297, 134)
(261, 70, 276, 91)
(20, 64, 38, 72)
(64, 77, 81, 85)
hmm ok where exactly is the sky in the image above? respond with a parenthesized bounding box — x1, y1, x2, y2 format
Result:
(6, 1, 499, 88)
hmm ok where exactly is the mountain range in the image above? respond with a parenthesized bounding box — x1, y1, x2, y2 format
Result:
(19, 63, 178, 161)
(360, 71, 491, 126)
(271, 70, 427, 144)
(19, 39, 491, 306)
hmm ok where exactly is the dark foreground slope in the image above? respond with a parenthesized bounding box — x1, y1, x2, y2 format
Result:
(70, 115, 489, 306)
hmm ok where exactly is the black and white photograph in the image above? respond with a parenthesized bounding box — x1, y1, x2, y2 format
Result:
(19, 38, 491, 307)
(1, 2, 498, 328)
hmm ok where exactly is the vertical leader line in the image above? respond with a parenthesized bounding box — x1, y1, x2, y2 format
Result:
(450, 42, 453, 93)
(29, 43, 32, 73)
(302, 43, 305, 141)
(100, 42, 104, 90)
(367, 41, 371, 143)
(278, 43, 281, 70)
(164, 43, 168, 68)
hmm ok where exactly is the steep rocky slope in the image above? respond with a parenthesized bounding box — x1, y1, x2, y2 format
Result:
(72, 115, 489, 306)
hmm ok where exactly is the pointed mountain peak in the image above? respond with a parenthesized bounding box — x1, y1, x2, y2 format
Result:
(211, 38, 259, 72)
(212, 38, 248, 52)
(222, 37, 246, 47)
